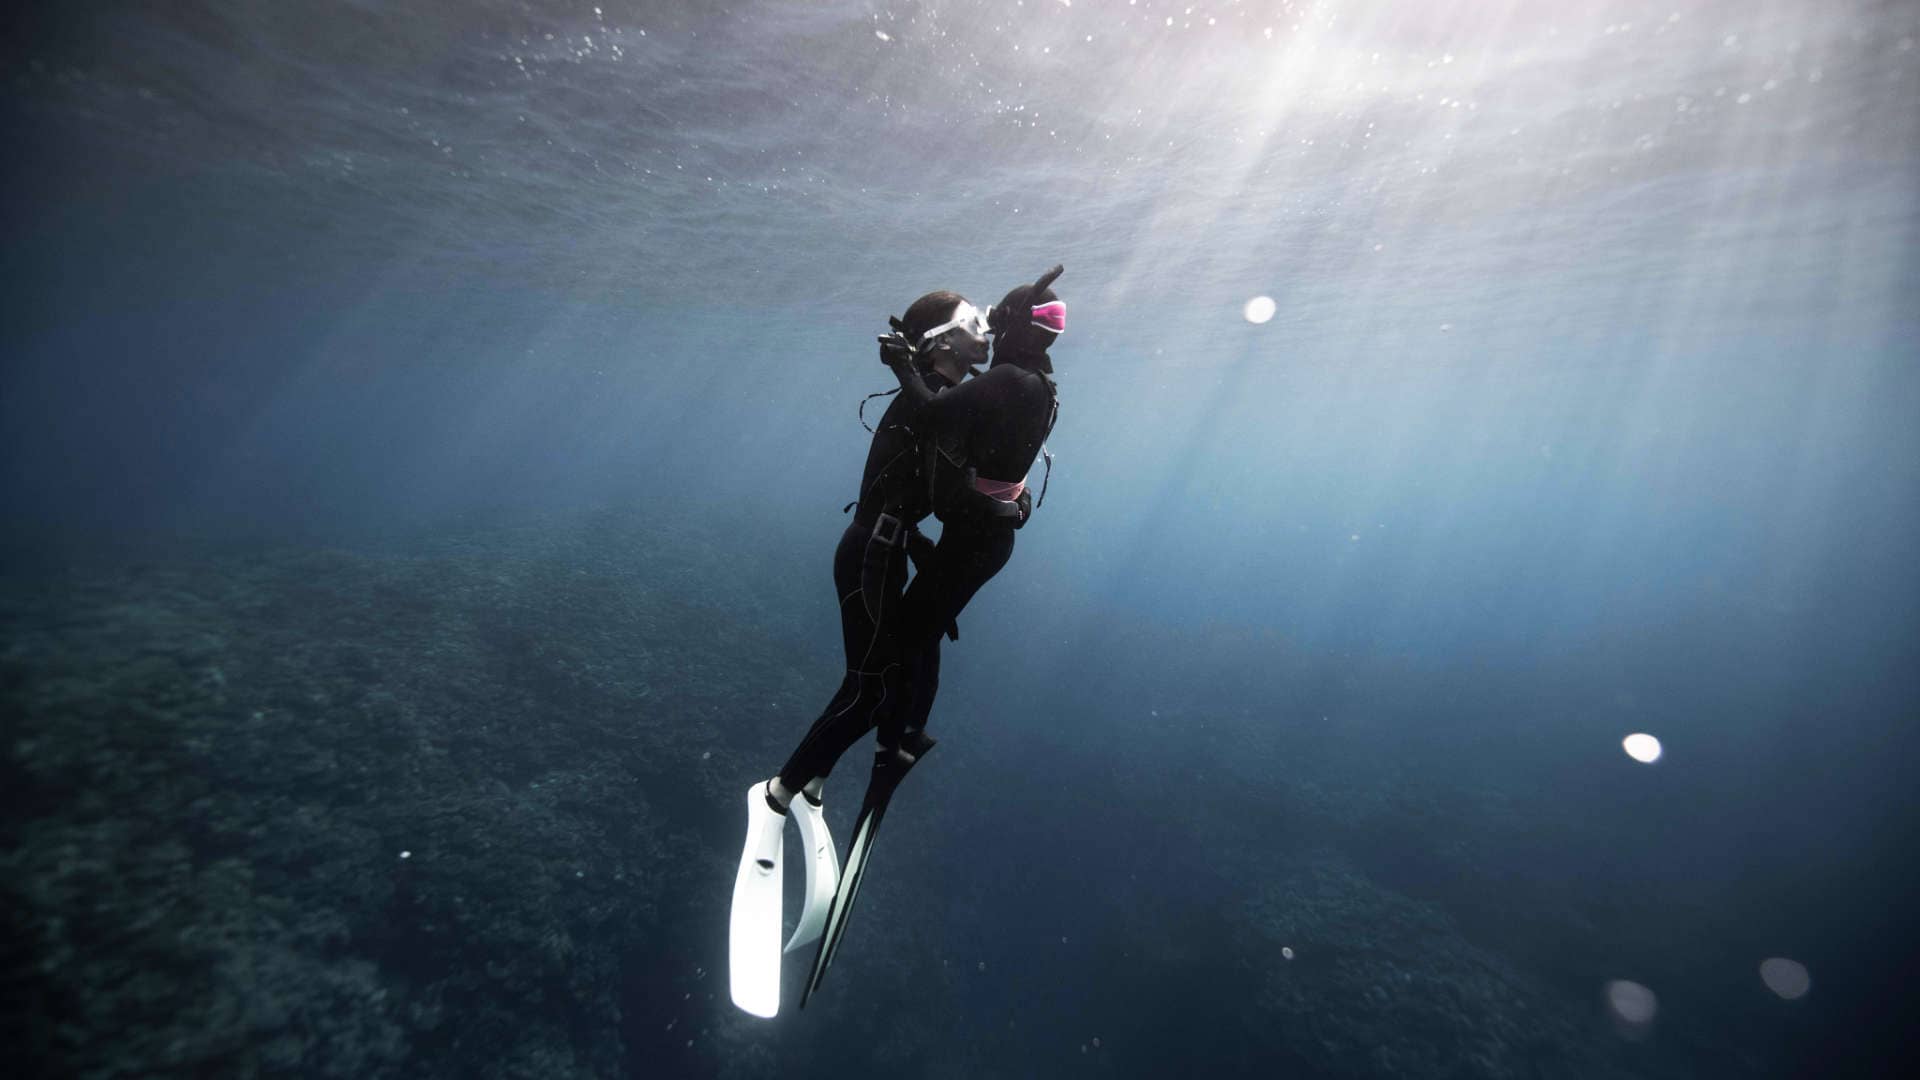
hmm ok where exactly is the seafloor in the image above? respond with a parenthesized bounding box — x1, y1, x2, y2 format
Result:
(2, 508, 1816, 1078)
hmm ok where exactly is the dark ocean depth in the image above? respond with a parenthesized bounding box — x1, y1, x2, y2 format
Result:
(3, 2, 1917, 1077)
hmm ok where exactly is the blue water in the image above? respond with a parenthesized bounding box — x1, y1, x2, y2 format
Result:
(3, 1, 1916, 1076)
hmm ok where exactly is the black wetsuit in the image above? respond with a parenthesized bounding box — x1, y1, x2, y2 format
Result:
(889, 358, 1058, 734)
(775, 372, 953, 791)
(775, 357, 1057, 788)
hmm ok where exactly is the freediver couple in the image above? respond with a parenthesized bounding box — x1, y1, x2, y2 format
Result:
(729, 266, 1067, 1017)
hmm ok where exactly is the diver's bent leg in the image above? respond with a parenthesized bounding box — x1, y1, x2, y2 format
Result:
(886, 523, 1012, 741)
(775, 670, 871, 792)
(908, 639, 940, 734)
(778, 520, 911, 789)
(882, 639, 940, 748)
(776, 561, 909, 953)
(777, 657, 910, 791)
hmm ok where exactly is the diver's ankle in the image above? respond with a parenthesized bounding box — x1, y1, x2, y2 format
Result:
(766, 776, 795, 809)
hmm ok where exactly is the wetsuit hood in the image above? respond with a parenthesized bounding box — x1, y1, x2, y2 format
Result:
(988, 264, 1063, 374)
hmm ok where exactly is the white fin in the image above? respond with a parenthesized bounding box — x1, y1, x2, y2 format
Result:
(783, 796, 840, 953)
(728, 782, 785, 1018)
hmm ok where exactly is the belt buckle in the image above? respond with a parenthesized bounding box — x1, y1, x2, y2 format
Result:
(871, 512, 903, 547)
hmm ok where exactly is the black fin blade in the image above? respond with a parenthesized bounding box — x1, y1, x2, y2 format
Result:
(799, 739, 935, 1007)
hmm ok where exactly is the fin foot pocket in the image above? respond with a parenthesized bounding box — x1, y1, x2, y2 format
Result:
(783, 794, 841, 954)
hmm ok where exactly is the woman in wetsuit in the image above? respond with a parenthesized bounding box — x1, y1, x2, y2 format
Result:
(884, 266, 1065, 747)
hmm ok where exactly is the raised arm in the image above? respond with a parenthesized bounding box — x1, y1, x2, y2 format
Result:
(879, 333, 935, 406)
(876, 334, 1026, 524)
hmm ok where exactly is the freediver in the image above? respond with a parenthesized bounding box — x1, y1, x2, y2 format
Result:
(727, 289, 998, 1019)
(882, 265, 1065, 755)
(727, 268, 1068, 1016)
(787, 268, 1067, 1005)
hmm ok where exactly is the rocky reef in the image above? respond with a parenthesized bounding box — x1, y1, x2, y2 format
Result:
(3, 514, 806, 1077)
(2, 508, 1827, 1077)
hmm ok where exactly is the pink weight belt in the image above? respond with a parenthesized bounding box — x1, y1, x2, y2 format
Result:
(973, 475, 1026, 502)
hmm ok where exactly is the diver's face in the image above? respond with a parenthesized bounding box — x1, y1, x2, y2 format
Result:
(927, 324, 989, 371)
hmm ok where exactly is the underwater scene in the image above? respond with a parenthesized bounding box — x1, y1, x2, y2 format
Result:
(3, 1, 1916, 1077)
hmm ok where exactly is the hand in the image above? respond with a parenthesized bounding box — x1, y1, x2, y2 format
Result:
(877, 332, 914, 368)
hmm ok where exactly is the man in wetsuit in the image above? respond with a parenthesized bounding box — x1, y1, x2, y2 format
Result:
(766, 291, 995, 805)
(728, 289, 995, 1018)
